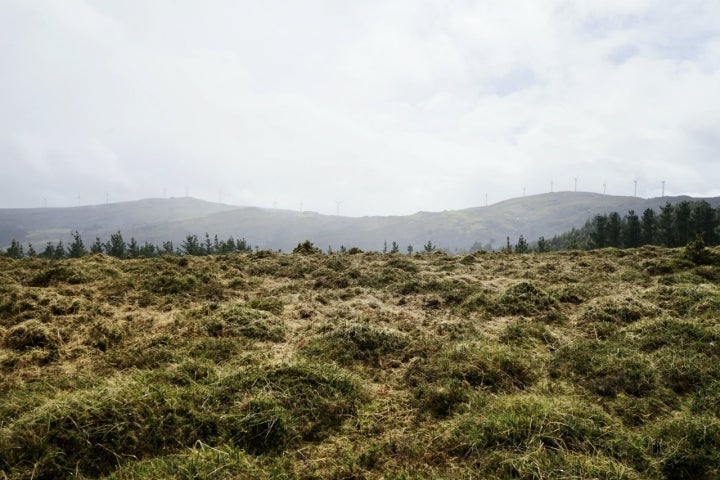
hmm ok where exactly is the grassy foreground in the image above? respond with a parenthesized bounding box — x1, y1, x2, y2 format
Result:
(1, 247, 720, 479)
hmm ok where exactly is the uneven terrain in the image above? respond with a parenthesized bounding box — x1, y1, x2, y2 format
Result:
(1, 247, 720, 478)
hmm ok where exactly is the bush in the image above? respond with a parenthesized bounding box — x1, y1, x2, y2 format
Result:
(293, 241, 321, 255)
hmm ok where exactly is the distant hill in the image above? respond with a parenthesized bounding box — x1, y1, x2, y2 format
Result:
(2, 193, 719, 252)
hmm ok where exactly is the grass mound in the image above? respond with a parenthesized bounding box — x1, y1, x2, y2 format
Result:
(303, 320, 409, 365)
(0, 363, 363, 478)
(441, 394, 648, 474)
(2, 319, 57, 351)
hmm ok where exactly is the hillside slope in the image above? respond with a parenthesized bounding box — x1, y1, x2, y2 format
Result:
(2, 193, 718, 251)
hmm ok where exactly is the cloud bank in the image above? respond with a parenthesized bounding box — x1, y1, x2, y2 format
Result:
(1, 0, 719, 215)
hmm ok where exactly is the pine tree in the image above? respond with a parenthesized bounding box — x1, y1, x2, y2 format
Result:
(690, 201, 717, 245)
(162, 241, 174, 255)
(204, 233, 212, 255)
(391, 241, 400, 254)
(182, 234, 202, 256)
(91, 237, 104, 254)
(67, 231, 87, 258)
(640, 208, 657, 245)
(674, 201, 692, 246)
(591, 215, 608, 248)
(424, 240, 435, 253)
(536, 236, 548, 253)
(53, 241, 66, 259)
(27, 243, 36, 257)
(622, 210, 641, 248)
(515, 235, 528, 253)
(658, 203, 675, 247)
(5, 239, 24, 259)
(107, 231, 127, 258)
(127, 238, 140, 258)
(606, 212, 622, 248)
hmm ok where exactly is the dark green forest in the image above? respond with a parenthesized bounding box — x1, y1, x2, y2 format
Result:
(543, 200, 719, 252)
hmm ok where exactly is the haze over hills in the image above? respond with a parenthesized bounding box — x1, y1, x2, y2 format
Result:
(2, 192, 719, 252)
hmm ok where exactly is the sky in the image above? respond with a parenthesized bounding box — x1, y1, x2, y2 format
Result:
(1, 1, 719, 216)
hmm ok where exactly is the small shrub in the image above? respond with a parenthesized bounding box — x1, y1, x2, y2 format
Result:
(293, 241, 321, 255)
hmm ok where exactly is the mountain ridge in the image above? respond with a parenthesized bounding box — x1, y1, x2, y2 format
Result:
(2, 192, 719, 252)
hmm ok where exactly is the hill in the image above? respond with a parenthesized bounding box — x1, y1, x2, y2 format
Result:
(2, 193, 719, 252)
(1, 247, 720, 478)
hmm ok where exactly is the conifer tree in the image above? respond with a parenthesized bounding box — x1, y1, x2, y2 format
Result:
(606, 212, 622, 248)
(515, 235, 528, 253)
(640, 208, 657, 245)
(5, 239, 24, 258)
(658, 203, 675, 247)
(67, 231, 87, 258)
(622, 210, 641, 248)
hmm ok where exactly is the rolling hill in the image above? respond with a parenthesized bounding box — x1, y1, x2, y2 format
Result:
(2, 192, 718, 252)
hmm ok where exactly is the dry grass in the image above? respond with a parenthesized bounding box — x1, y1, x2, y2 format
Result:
(1, 247, 720, 478)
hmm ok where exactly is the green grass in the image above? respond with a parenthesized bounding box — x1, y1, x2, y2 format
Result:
(1, 247, 719, 478)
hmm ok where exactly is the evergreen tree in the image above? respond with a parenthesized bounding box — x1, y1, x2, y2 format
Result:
(162, 241, 174, 255)
(383, 240, 388, 254)
(53, 241, 66, 259)
(5, 239, 24, 259)
(622, 210, 641, 248)
(674, 201, 692, 246)
(690, 201, 717, 245)
(640, 208, 657, 245)
(515, 235, 529, 253)
(27, 243, 36, 257)
(204, 233, 212, 255)
(90, 237, 104, 254)
(67, 231, 87, 258)
(127, 238, 140, 258)
(107, 231, 127, 258)
(658, 203, 675, 247)
(182, 234, 202, 256)
(391, 241, 400, 254)
(591, 215, 608, 248)
(139, 242, 157, 257)
(406, 245, 413, 255)
(537, 236, 548, 253)
(424, 240, 435, 253)
(606, 212, 622, 248)
(40, 242, 55, 259)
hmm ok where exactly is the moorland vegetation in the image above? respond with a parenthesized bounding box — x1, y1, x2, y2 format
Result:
(1, 239, 720, 478)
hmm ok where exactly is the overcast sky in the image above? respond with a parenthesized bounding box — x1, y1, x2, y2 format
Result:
(1, 1, 719, 216)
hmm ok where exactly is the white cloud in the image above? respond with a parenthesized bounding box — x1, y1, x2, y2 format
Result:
(0, 0, 719, 214)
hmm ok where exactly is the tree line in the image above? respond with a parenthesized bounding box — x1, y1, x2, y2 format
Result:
(543, 200, 719, 251)
(2, 231, 252, 259)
